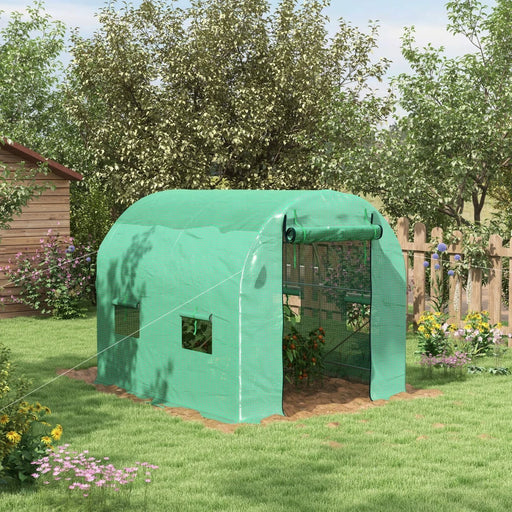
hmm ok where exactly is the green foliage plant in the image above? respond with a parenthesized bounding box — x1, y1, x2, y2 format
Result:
(283, 325, 325, 385)
(66, 0, 391, 208)
(0, 2, 70, 160)
(0, 343, 62, 485)
(0, 160, 51, 238)
(70, 178, 115, 249)
(351, 0, 512, 230)
(0, 231, 95, 318)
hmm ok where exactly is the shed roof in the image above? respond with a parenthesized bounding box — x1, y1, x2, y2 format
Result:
(1, 138, 82, 181)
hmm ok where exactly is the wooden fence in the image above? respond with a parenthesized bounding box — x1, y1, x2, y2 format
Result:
(395, 217, 512, 334)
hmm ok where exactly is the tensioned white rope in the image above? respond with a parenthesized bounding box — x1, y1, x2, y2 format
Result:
(0, 268, 243, 413)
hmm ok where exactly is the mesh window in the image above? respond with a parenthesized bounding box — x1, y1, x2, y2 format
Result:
(182, 316, 213, 354)
(114, 305, 140, 339)
(283, 241, 371, 383)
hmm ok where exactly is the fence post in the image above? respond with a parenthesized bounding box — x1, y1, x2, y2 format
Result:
(396, 217, 410, 277)
(396, 218, 410, 324)
(468, 266, 483, 313)
(467, 234, 483, 314)
(488, 234, 503, 325)
(448, 230, 463, 324)
(430, 227, 443, 310)
(413, 222, 427, 324)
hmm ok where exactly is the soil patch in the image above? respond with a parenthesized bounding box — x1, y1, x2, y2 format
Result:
(56, 367, 442, 434)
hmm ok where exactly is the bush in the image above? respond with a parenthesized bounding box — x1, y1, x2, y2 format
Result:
(70, 179, 116, 250)
(0, 230, 95, 318)
(0, 343, 62, 485)
(453, 311, 510, 356)
(416, 310, 511, 376)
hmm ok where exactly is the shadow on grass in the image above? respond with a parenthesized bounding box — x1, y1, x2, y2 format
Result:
(13, 354, 98, 384)
(406, 360, 469, 389)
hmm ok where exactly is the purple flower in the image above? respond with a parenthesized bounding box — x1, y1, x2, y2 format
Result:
(454, 254, 461, 261)
(437, 242, 448, 252)
(435, 264, 440, 270)
(447, 270, 455, 276)
(66, 245, 76, 254)
(432, 253, 439, 260)
(423, 261, 429, 268)
(85, 257, 91, 263)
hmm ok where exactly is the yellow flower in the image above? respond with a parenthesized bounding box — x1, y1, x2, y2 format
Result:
(0, 414, 8, 425)
(41, 436, 52, 445)
(35, 402, 43, 412)
(6, 431, 21, 444)
(44, 406, 51, 414)
(418, 325, 426, 333)
(51, 424, 63, 441)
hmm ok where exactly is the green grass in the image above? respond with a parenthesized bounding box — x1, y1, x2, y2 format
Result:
(2, 312, 512, 511)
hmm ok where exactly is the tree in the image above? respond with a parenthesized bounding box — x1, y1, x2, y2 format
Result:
(0, 2, 77, 164)
(342, 0, 512, 228)
(66, 0, 391, 209)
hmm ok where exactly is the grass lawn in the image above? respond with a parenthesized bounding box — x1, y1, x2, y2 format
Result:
(2, 311, 512, 511)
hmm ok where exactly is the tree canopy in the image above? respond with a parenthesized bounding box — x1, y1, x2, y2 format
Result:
(66, 0, 391, 208)
(340, 0, 512, 229)
(0, 2, 72, 161)
(0, 3, 70, 235)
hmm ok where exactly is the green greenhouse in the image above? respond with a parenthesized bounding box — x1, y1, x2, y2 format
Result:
(95, 190, 406, 423)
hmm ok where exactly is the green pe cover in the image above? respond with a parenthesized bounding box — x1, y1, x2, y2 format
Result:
(95, 190, 406, 423)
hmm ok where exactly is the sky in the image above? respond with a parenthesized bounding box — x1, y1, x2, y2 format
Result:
(0, 0, 496, 90)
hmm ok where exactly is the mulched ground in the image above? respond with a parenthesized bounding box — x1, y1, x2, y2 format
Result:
(56, 367, 441, 434)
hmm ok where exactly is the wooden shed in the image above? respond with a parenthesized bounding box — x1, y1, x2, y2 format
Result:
(0, 139, 82, 318)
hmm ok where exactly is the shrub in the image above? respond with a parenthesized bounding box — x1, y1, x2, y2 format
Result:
(416, 310, 511, 376)
(0, 343, 62, 485)
(0, 230, 95, 318)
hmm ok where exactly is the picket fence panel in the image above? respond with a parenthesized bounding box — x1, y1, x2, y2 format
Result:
(395, 217, 512, 334)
